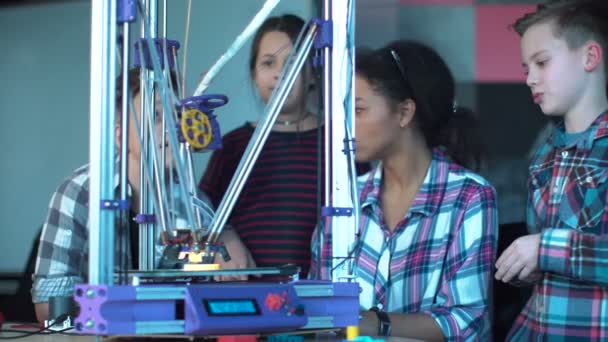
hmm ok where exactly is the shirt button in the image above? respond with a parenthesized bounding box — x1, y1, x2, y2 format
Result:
(561, 151, 568, 158)
(586, 176, 593, 183)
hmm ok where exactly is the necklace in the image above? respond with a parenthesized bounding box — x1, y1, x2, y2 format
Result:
(276, 112, 312, 126)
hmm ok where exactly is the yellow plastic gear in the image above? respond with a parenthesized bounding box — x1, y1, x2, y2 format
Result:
(181, 109, 213, 149)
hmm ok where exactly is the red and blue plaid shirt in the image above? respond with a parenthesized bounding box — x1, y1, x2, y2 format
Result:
(310, 149, 498, 341)
(508, 110, 608, 341)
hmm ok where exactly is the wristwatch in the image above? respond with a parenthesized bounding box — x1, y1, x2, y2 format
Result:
(369, 306, 392, 336)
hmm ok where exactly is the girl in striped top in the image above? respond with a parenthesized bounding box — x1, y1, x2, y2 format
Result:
(200, 14, 325, 280)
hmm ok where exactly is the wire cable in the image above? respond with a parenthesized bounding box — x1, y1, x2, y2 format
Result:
(181, 0, 192, 94)
(0, 315, 72, 340)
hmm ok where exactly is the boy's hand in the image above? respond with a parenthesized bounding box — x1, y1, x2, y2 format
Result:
(495, 233, 541, 283)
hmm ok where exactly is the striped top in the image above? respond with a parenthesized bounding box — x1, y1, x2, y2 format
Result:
(507, 110, 608, 341)
(199, 123, 326, 278)
(310, 149, 498, 341)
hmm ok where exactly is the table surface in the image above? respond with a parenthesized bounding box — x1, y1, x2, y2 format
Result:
(0, 323, 424, 342)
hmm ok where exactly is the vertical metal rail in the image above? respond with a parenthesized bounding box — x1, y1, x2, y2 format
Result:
(89, 0, 118, 285)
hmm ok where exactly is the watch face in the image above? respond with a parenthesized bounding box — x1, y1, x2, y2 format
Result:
(379, 319, 391, 337)
(372, 308, 391, 336)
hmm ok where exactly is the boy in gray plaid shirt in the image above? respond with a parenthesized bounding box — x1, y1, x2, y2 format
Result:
(30, 70, 238, 322)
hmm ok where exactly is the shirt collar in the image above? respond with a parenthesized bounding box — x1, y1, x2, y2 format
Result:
(360, 148, 450, 217)
(551, 110, 608, 150)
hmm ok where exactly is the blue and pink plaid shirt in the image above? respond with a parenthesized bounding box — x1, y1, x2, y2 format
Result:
(508, 110, 608, 341)
(311, 149, 498, 341)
